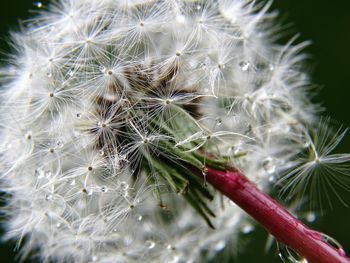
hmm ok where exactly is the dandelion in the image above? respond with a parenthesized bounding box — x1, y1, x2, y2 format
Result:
(0, 1, 349, 263)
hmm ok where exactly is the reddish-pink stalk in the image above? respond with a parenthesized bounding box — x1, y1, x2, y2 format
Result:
(205, 167, 350, 263)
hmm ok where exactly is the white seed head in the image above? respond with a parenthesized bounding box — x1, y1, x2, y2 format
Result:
(0, 1, 348, 263)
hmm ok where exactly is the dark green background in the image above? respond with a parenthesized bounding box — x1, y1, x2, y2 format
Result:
(0, 1, 349, 262)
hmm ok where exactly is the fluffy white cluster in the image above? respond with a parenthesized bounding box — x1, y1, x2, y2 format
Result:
(1, 0, 347, 262)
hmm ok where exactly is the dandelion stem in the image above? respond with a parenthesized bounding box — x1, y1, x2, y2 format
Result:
(205, 167, 350, 263)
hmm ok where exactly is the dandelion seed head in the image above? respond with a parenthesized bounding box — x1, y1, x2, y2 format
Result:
(0, 0, 349, 263)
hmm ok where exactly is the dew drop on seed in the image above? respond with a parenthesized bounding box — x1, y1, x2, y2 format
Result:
(268, 175, 276, 183)
(76, 113, 82, 118)
(138, 215, 143, 221)
(306, 212, 316, 223)
(99, 65, 106, 73)
(176, 14, 186, 24)
(68, 69, 74, 77)
(34, 2, 43, 8)
(262, 157, 276, 174)
(233, 146, 245, 156)
(196, 4, 201, 10)
(25, 131, 32, 140)
(99, 150, 105, 156)
(303, 140, 311, 148)
(172, 256, 183, 263)
(91, 255, 99, 262)
(167, 244, 175, 250)
(101, 186, 108, 193)
(56, 140, 64, 148)
(239, 61, 250, 71)
(45, 171, 52, 178)
(48, 25, 55, 31)
(70, 179, 76, 186)
(47, 72, 52, 78)
(214, 240, 226, 251)
(218, 63, 225, 69)
(146, 240, 155, 249)
(241, 223, 254, 234)
(56, 223, 62, 228)
(35, 169, 44, 178)
(119, 181, 129, 190)
(45, 194, 53, 201)
(269, 64, 275, 71)
(215, 117, 222, 126)
(278, 252, 284, 261)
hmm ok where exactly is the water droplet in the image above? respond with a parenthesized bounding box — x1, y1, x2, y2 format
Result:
(100, 186, 108, 193)
(146, 240, 156, 249)
(167, 244, 176, 250)
(214, 240, 226, 251)
(278, 245, 306, 262)
(70, 179, 76, 186)
(119, 181, 129, 191)
(76, 113, 82, 118)
(202, 167, 208, 176)
(99, 65, 106, 73)
(56, 140, 64, 148)
(303, 139, 311, 148)
(241, 223, 254, 234)
(68, 69, 74, 77)
(239, 61, 250, 71)
(278, 252, 284, 261)
(48, 25, 55, 31)
(56, 223, 62, 228)
(45, 194, 53, 201)
(99, 150, 105, 156)
(218, 63, 225, 69)
(262, 157, 276, 174)
(215, 117, 222, 126)
(196, 4, 201, 10)
(338, 248, 347, 257)
(34, 2, 43, 8)
(200, 62, 206, 70)
(25, 131, 32, 140)
(322, 234, 345, 254)
(269, 64, 275, 71)
(306, 212, 316, 223)
(138, 215, 143, 221)
(268, 175, 276, 183)
(45, 171, 52, 178)
(35, 168, 44, 178)
(172, 256, 183, 263)
(91, 255, 99, 262)
(176, 14, 186, 24)
(87, 189, 93, 196)
(47, 72, 52, 78)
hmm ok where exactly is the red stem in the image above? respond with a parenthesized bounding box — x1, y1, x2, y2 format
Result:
(205, 167, 350, 263)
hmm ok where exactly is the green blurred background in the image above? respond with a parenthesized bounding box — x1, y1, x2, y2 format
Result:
(0, 1, 349, 262)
